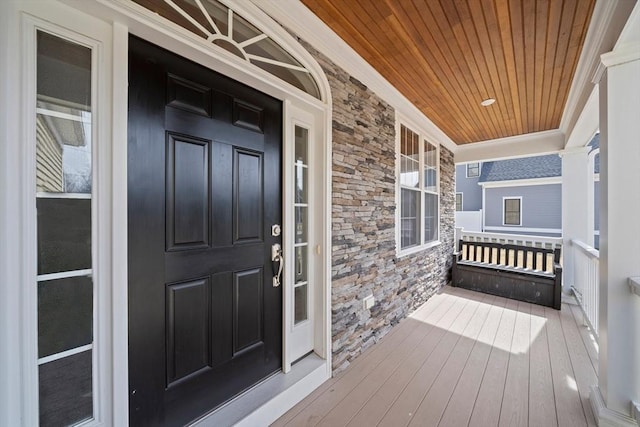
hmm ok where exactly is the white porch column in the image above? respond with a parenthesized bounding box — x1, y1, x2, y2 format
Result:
(561, 146, 592, 291)
(590, 39, 640, 426)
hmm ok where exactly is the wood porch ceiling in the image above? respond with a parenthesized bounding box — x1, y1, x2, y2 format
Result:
(301, 0, 595, 144)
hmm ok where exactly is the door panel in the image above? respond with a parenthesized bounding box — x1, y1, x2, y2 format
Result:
(166, 133, 211, 251)
(128, 36, 282, 426)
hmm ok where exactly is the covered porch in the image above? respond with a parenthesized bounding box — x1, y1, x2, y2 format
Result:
(275, 286, 598, 426)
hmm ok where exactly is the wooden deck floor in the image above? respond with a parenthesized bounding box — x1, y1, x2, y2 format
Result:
(273, 286, 598, 427)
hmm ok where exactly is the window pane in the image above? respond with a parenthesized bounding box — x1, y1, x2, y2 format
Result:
(38, 276, 93, 358)
(456, 193, 462, 211)
(424, 140, 437, 168)
(294, 284, 308, 324)
(36, 113, 92, 194)
(294, 246, 308, 284)
(424, 193, 438, 243)
(295, 126, 308, 165)
(295, 164, 307, 203)
(504, 199, 521, 225)
(39, 350, 93, 427)
(467, 162, 480, 177)
(401, 189, 420, 248)
(37, 32, 91, 111)
(37, 198, 92, 275)
(424, 167, 437, 193)
(400, 126, 420, 188)
(295, 206, 307, 243)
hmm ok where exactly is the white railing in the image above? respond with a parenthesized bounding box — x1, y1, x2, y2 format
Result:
(460, 230, 563, 251)
(571, 239, 599, 338)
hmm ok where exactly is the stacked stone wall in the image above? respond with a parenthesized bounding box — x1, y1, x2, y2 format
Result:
(296, 38, 455, 373)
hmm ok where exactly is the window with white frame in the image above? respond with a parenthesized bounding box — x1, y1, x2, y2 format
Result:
(466, 162, 480, 178)
(456, 193, 463, 211)
(399, 124, 439, 251)
(503, 197, 522, 226)
(35, 30, 95, 426)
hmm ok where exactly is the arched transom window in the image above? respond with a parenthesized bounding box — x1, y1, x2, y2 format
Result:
(133, 0, 321, 99)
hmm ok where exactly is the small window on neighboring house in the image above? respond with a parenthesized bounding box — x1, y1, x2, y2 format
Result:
(456, 193, 463, 211)
(504, 197, 522, 226)
(398, 123, 440, 253)
(466, 162, 480, 178)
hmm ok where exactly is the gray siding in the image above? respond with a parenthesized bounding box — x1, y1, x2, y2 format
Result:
(455, 164, 482, 211)
(484, 184, 561, 231)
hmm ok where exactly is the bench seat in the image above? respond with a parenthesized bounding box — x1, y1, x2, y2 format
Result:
(452, 240, 562, 310)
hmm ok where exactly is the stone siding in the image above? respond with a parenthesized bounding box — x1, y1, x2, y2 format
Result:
(296, 38, 455, 374)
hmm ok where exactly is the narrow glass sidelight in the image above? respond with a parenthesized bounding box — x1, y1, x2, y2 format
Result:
(294, 126, 309, 324)
(35, 31, 94, 427)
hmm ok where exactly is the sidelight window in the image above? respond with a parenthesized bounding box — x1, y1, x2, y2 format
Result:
(35, 31, 95, 427)
(398, 123, 440, 253)
(294, 126, 309, 324)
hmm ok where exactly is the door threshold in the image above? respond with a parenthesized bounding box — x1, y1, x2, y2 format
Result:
(190, 354, 330, 427)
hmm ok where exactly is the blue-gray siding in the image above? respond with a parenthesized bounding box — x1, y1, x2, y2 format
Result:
(455, 165, 482, 211)
(484, 184, 562, 231)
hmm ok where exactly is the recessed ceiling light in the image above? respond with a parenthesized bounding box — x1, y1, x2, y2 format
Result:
(481, 98, 496, 107)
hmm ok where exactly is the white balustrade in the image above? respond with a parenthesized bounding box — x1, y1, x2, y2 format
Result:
(460, 230, 563, 251)
(571, 239, 600, 339)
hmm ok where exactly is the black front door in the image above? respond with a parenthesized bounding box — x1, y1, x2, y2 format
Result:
(127, 36, 283, 426)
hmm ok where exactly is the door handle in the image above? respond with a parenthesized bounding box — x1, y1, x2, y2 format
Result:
(271, 243, 283, 287)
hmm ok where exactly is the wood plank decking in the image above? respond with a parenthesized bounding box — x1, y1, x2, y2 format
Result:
(273, 286, 598, 427)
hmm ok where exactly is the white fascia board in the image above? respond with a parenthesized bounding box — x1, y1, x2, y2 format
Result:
(479, 176, 562, 188)
(455, 129, 564, 163)
(564, 87, 599, 149)
(253, 0, 458, 154)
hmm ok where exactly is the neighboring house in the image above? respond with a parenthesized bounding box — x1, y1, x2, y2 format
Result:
(456, 132, 601, 242)
(479, 154, 563, 237)
(456, 155, 562, 237)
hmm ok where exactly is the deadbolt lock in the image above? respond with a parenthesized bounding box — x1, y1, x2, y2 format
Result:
(271, 224, 281, 237)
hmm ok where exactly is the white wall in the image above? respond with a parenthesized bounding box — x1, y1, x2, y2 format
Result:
(455, 210, 482, 232)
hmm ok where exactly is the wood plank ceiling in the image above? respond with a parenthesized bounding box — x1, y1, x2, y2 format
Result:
(301, 0, 595, 144)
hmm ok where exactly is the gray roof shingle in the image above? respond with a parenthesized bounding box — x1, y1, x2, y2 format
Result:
(479, 154, 562, 182)
(477, 132, 599, 182)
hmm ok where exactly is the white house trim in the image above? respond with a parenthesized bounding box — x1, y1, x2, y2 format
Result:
(484, 226, 562, 235)
(590, 385, 638, 427)
(479, 176, 562, 188)
(455, 129, 563, 163)
(564, 87, 599, 149)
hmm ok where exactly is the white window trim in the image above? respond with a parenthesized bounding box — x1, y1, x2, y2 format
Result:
(502, 196, 523, 226)
(395, 114, 441, 257)
(456, 192, 463, 211)
(466, 162, 480, 178)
